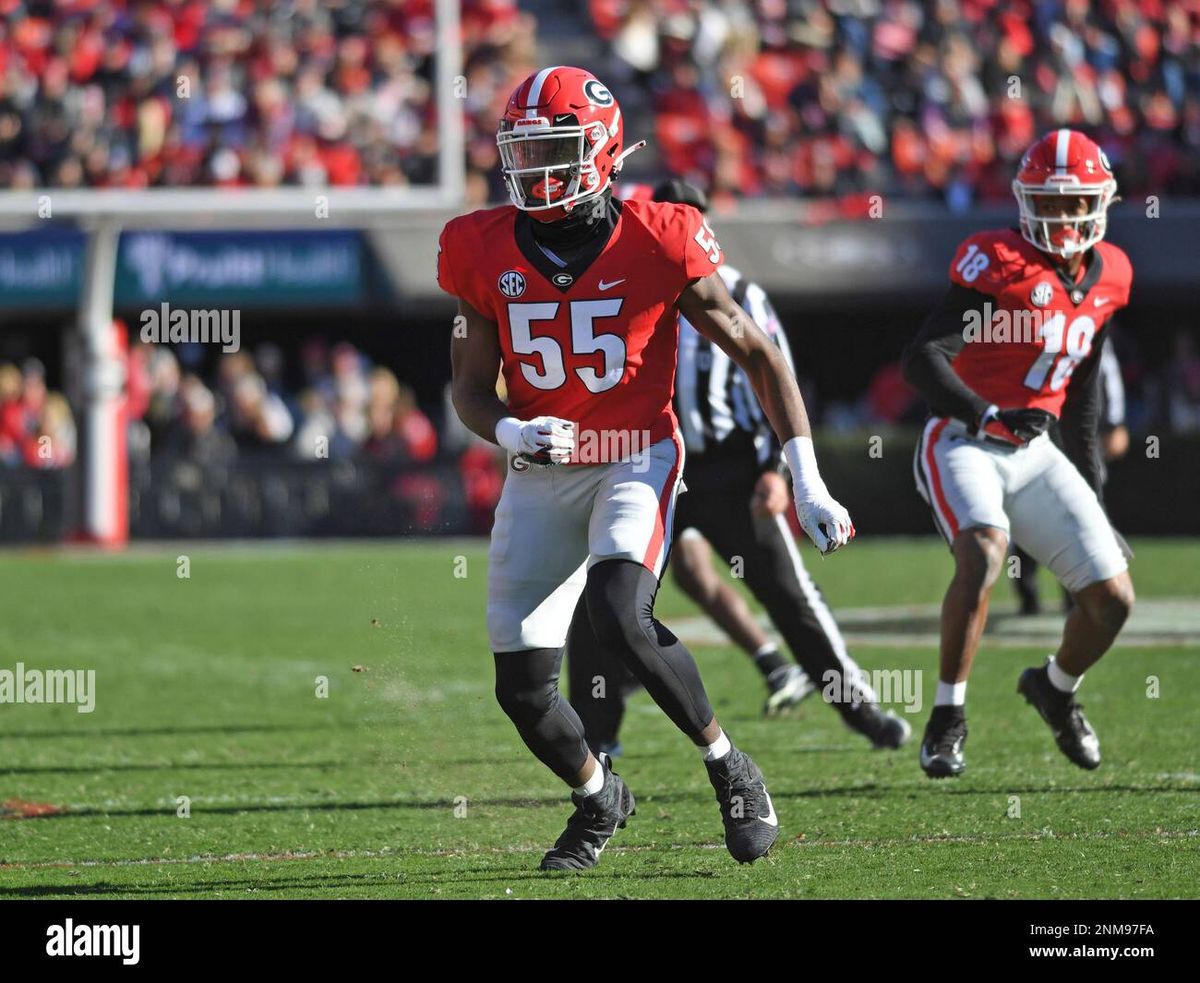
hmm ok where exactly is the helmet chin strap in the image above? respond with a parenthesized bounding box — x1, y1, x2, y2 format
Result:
(612, 140, 647, 176)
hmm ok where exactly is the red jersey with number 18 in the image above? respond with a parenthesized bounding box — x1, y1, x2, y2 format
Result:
(437, 198, 722, 463)
(947, 228, 1133, 418)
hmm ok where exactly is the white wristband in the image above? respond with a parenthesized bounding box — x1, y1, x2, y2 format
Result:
(783, 436, 827, 500)
(495, 416, 522, 453)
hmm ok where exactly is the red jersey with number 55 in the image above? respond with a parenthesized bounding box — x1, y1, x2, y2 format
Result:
(437, 198, 723, 463)
(947, 228, 1132, 417)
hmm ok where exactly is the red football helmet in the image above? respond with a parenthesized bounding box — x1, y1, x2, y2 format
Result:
(1012, 129, 1117, 257)
(497, 66, 642, 219)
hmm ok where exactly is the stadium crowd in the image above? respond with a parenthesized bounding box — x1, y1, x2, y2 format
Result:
(587, 0, 1200, 211)
(0, 0, 532, 190)
(120, 341, 506, 536)
(7, 323, 1200, 476)
(0, 340, 443, 472)
(0, 1, 1195, 207)
(126, 340, 439, 466)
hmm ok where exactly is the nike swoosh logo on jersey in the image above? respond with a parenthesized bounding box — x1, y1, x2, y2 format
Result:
(1094, 297, 1111, 307)
(598, 278, 626, 291)
(757, 785, 778, 827)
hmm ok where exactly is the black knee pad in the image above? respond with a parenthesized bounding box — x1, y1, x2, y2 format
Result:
(493, 648, 590, 781)
(585, 559, 663, 651)
(584, 558, 713, 738)
(493, 648, 562, 729)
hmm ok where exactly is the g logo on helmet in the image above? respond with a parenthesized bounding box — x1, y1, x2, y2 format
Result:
(583, 79, 613, 106)
(1098, 149, 1113, 174)
(498, 270, 526, 298)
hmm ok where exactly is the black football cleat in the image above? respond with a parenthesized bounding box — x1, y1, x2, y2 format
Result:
(842, 701, 913, 749)
(919, 706, 968, 778)
(1017, 663, 1101, 769)
(764, 664, 816, 717)
(539, 752, 635, 871)
(705, 747, 779, 864)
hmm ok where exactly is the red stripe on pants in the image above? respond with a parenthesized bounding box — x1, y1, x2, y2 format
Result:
(641, 431, 683, 572)
(925, 419, 960, 539)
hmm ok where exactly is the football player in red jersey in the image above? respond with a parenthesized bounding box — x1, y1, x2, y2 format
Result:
(902, 129, 1136, 778)
(440, 67, 854, 869)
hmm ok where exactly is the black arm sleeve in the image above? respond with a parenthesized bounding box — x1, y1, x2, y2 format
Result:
(1058, 332, 1107, 499)
(901, 283, 994, 425)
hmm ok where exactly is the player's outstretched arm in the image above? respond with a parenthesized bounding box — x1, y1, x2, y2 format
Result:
(450, 298, 575, 463)
(677, 271, 853, 554)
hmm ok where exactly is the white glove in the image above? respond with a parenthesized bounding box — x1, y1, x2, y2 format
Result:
(794, 493, 855, 555)
(495, 415, 575, 465)
(783, 436, 855, 555)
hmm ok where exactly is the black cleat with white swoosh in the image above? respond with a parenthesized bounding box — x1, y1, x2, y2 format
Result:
(1018, 662, 1101, 770)
(705, 747, 779, 863)
(539, 752, 635, 871)
(920, 705, 968, 778)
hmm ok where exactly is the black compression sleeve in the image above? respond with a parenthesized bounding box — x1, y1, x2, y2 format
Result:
(902, 283, 994, 424)
(585, 559, 715, 738)
(1059, 333, 1107, 498)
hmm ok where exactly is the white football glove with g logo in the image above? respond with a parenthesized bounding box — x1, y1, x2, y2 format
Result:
(784, 436, 855, 555)
(495, 415, 575, 465)
(794, 493, 855, 555)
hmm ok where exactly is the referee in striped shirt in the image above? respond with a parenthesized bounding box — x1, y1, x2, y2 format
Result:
(567, 180, 911, 754)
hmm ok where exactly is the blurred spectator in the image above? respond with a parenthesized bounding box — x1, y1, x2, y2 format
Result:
(142, 346, 183, 443)
(226, 372, 295, 449)
(363, 369, 438, 462)
(293, 388, 336, 460)
(459, 438, 504, 533)
(29, 393, 77, 468)
(396, 384, 437, 461)
(0, 362, 29, 465)
(0, 359, 75, 468)
(160, 376, 237, 469)
(863, 361, 923, 426)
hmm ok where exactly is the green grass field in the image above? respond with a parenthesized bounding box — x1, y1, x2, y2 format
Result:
(1, 537, 1197, 899)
